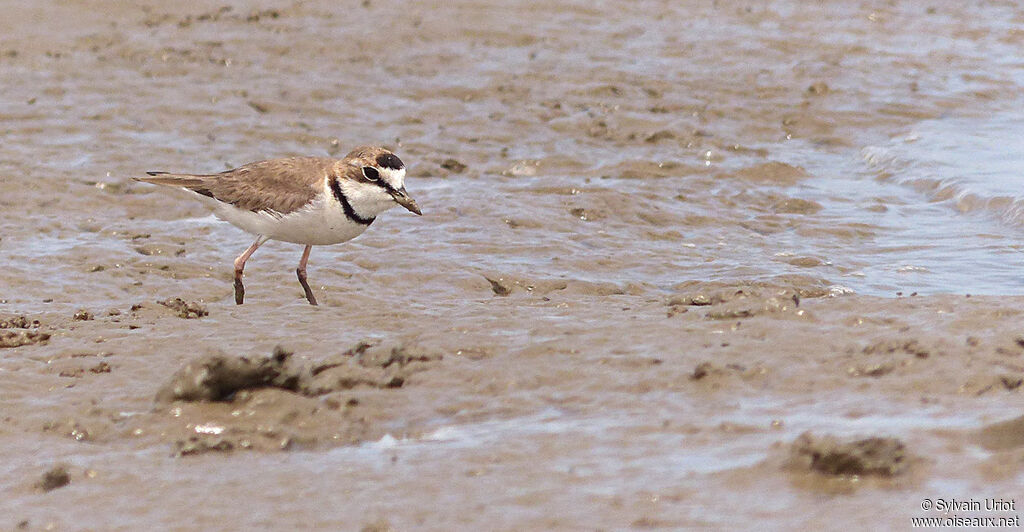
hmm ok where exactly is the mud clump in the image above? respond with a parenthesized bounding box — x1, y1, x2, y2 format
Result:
(440, 158, 467, 173)
(807, 81, 830, 95)
(173, 436, 236, 457)
(1, 316, 41, 329)
(0, 316, 50, 348)
(698, 289, 801, 320)
(789, 432, 909, 477)
(485, 276, 513, 296)
(157, 342, 442, 404)
(666, 280, 833, 320)
(303, 340, 441, 394)
(703, 293, 800, 320)
(158, 298, 208, 319)
(569, 207, 594, 221)
(36, 465, 71, 492)
(691, 362, 719, 380)
(1000, 376, 1022, 390)
(157, 342, 441, 455)
(689, 361, 764, 388)
(156, 346, 301, 404)
(0, 329, 51, 348)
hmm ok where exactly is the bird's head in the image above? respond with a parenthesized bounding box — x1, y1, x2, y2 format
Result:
(335, 146, 421, 216)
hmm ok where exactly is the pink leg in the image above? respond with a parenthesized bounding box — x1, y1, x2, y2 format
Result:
(233, 237, 266, 305)
(296, 244, 317, 306)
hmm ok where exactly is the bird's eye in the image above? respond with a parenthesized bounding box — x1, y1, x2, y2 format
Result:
(362, 166, 380, 181)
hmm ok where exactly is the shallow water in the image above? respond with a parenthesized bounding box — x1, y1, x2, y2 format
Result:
(866, 109, 1024, 221)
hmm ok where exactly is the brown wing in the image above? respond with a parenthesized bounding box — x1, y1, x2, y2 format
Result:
(139, 157, 338, 215)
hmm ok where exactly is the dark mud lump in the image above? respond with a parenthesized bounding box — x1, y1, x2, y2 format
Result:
(789, 432, 908, 477)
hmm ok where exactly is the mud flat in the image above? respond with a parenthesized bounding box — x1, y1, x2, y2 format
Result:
(2, 1, 1024, 529)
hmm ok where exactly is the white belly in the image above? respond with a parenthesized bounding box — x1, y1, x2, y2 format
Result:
(204, 195, 371, 245)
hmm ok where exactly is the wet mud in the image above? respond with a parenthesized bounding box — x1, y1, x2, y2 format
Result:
(34, 466, 71, 493)
(154, 342, 441, 456)
(788, 432, 910, 477)
(0, 315, 51, 348)
(2, 0, 1024, 530)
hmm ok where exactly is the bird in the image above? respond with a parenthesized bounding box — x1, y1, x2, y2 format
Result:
(134, 146, 421, 306)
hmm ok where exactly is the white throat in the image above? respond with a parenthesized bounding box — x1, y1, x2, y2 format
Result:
(380, 167, 406, 191)
(329, 177, 397, 220)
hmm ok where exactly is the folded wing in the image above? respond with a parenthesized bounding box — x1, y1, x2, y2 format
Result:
(137, 157, 336, 215)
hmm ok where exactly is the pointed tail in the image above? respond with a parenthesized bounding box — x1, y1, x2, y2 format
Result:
(134, 171, 206, 188)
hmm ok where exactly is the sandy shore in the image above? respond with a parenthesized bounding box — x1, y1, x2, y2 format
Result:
(2, 1, 1023, 529)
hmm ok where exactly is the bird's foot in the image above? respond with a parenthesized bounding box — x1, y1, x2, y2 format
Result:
(296, 269, 318, 306)
(234, 277, 245, 305)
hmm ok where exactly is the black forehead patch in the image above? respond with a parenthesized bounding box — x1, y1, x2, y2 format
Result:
(376, 153, 404, 170)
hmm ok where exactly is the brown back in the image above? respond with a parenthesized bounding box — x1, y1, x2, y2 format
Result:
(142, 157, 338, 215)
